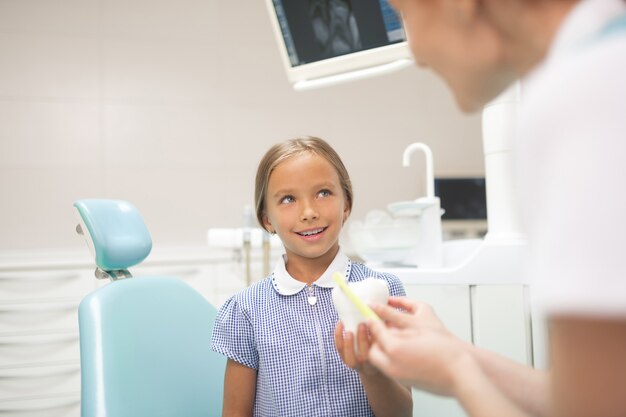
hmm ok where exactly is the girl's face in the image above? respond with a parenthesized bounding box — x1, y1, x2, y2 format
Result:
(262, 152, 350, 271)
(391, 0, 512, 111)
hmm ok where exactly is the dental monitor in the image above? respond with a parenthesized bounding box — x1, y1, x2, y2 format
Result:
(435, 177, 488, 239)
(264, 0, 412, 90)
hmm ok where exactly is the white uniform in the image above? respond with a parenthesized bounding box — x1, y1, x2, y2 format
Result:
(519, 0, 626, 317)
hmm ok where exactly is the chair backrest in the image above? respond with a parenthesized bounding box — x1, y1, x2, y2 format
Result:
(74, 199, 226, 417)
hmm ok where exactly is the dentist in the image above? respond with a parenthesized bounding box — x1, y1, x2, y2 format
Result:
(367, 0, 626, 416)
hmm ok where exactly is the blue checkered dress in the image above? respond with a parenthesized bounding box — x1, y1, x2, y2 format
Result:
(211, 252, 406, 417)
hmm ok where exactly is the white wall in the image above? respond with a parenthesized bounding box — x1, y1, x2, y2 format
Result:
(0, 0, 484, 251)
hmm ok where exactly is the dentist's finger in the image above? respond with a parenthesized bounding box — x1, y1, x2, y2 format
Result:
(371, 301, 417, 329)
(386, 296, 424, 313)
(367, 319, 413, 376)
(367, 315, 390, 344)
(368, 339, 396, 375)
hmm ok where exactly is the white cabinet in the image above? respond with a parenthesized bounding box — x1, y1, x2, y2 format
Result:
(404, 284, 471, 417)
(530, 308, 548, 370)
(0, 261, 93, 417)
(471, 285, 532, 365)
(404, 285, 473, 342)
(0, 395, 81, 417)
(401, 280, 546, 417)
(0, 246, 250, 416)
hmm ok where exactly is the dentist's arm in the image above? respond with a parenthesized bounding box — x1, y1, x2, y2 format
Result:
(222, 359, 256, 417)
(419, 315, 626, 417)
(548, 317, 626, 417)
(469, 335, 549, 416)
(368, 297, 548, 417)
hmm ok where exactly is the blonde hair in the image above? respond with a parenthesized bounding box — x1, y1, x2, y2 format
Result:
(254, 136, 353, 230)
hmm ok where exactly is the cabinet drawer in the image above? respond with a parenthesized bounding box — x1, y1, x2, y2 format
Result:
(0, 362, 80, 401)
(0, 394, 80, 417)
(404, 284, 472, 341)
(0, 270, 95, 301)
(0, 301, 79, 334)
(404, 285, 471, 417)
(470, 285, 532, 365)
(0, 333, 79, 367)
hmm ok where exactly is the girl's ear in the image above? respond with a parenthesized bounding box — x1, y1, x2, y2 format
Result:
(262, 213, 274, 234)
(343, 204, 351, 223)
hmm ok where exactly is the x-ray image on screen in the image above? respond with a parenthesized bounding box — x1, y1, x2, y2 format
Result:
(309, 0, 362, 59)
(271, 0, 405, 67)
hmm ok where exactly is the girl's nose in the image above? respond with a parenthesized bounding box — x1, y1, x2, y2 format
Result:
(300, 203, 319, 222)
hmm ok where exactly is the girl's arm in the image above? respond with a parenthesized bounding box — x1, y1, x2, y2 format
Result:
(222, 358, 257, 417)
(334, 322, 413, 417)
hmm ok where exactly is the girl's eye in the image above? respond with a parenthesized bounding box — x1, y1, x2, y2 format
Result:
(318, 189, 331, 198)
(280, 195, 295, 204)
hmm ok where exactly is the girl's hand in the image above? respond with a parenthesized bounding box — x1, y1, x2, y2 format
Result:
(334, 321, 379, 375)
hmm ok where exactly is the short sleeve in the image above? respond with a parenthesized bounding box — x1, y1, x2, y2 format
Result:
(211, 295, 259, 369)
(388, 275, 406, 298)
(378, 272, 406, 298)
(520, 35, 626, 317)
(351, 262, 407, 299)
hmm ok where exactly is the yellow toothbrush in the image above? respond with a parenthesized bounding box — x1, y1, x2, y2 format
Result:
(333, 272, 382, 322)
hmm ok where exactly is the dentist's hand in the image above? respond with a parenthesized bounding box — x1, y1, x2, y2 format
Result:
(334, 321, 379, 375)
(367, 297, 474, 396)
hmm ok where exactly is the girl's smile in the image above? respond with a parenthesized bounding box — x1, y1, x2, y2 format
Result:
(295, 226, 327, 239)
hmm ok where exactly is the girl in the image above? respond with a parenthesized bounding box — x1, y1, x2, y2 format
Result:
(211, 136, 412, 417)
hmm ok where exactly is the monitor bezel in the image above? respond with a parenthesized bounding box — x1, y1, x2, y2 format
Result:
(263, 0, 413, 85)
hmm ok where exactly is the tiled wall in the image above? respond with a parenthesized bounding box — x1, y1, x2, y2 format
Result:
(0, 0, 483, 251)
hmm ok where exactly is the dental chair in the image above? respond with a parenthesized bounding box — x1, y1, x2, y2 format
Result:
(74, 199, 226, 417)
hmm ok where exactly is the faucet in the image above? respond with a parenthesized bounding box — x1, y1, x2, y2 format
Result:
(396, 142, 443, 267)
(402, 142, 435, 199)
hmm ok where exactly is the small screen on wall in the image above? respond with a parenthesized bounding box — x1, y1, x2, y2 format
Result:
(435, 178, 487, 220)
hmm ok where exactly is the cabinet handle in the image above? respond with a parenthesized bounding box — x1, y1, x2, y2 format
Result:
(0, 273, 81, 282)
(0, 364, 80, 379)
(0, 302, 79, 313)
(0, 333, 79, 346)
(0, 395, 80, 412)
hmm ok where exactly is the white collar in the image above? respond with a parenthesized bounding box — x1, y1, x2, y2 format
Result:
(546, 0, 626, 63)
(270, 249, 351, 296)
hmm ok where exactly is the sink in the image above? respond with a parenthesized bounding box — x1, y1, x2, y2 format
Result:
(378, 238, 529, 285)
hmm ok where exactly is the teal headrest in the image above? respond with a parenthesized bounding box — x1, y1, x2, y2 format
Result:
(74, 199, 152, 271)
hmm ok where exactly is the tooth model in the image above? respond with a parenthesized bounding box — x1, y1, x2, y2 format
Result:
(332, 278, 389, 334)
